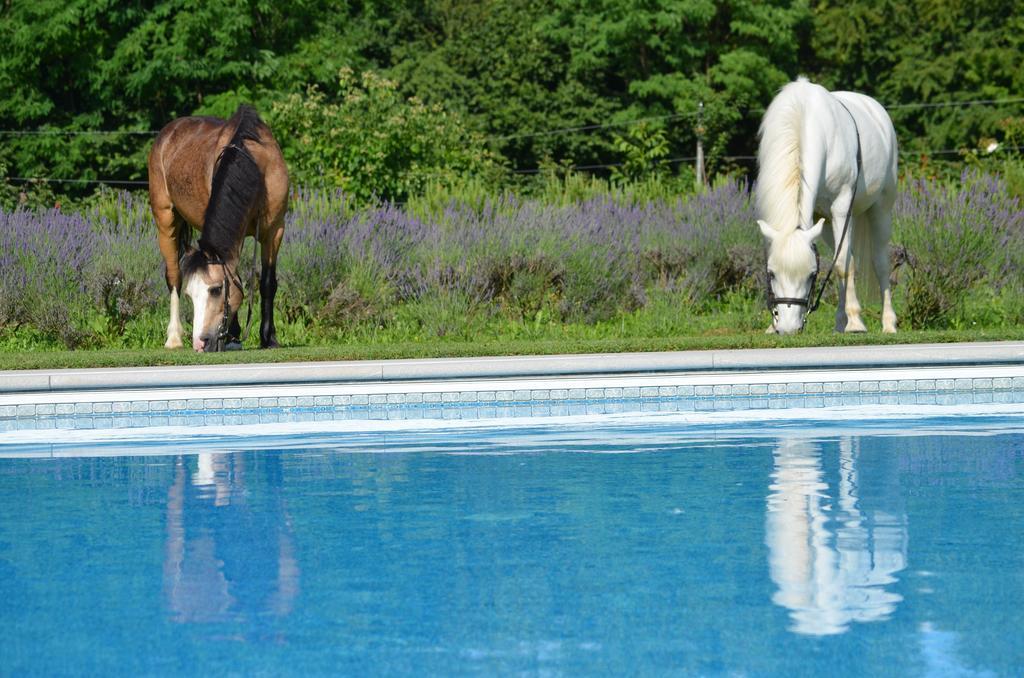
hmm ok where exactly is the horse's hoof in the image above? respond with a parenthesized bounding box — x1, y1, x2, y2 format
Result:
(260, 340, 280, 349)
(843, 317, 868, 333)
(224, 340, 244, 351)
(165, 337, 183, 349)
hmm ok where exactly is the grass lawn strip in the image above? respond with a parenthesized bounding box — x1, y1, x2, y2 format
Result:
(2, 328, 1024, 372)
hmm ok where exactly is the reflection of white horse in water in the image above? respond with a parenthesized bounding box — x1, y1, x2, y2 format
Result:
(757, 77, 899, 335)
(766, 437, 907, 636)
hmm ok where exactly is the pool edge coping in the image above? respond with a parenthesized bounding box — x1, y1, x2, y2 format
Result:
(2, 340, 1024, 394)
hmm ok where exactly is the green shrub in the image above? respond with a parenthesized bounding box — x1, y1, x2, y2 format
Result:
(269, 69, 503, 204)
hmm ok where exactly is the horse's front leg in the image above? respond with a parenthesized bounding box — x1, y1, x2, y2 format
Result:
(841, 268, 866, 333)
(834, 280, 848, 332)
(155, 210, 185, 348)
(223, 314, 243, 351)
(834, 276, 867, 332)
(166, 287, 184, 348)
(831, 204, 866, 333)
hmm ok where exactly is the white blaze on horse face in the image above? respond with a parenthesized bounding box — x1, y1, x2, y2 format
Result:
(184, 267, 242, 351)
(184, 273, 214, 351)
(761, 219, 823, 334)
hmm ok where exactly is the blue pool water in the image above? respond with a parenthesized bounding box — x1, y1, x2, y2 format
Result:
(1, 413, 1023, 675)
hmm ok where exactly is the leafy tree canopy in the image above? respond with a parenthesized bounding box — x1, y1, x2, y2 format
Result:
(0, 0, 1020, 198)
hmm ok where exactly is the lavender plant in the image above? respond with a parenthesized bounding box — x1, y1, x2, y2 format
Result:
(0, 208, 97, 347)
(1, 169, 1021, 348)
(82, 191, 165, 343)
(273, 181, 763, 335)
(892, 171, 1024, 328)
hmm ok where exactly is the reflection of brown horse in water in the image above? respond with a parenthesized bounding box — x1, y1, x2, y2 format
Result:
(148, 105, 288, 352)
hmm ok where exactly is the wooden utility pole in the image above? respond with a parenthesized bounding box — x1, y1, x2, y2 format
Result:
(695, 101, 706, 190)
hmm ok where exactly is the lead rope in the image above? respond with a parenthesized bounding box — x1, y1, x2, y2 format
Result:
(808, 101, 863, 314)
(215, 229, 261, 350)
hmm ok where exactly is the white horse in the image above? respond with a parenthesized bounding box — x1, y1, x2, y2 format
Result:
(756, 77, 898, 335)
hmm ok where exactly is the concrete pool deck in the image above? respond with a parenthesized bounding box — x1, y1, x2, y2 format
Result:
(3, 341, 1024, 394)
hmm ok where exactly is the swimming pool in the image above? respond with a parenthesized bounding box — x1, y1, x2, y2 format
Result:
(2, 405, 1022, 675)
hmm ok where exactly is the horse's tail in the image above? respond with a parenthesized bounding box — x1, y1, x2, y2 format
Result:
(197, 105, 268, 261)
(851, 213, 880, 304)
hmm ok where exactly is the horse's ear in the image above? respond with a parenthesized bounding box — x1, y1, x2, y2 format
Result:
(804, 218, 825, 242)
(757, 219, 776, 240)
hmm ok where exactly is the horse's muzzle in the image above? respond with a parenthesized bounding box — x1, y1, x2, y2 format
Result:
(193, 335, 219, 352)
(773, 320, 806, 335)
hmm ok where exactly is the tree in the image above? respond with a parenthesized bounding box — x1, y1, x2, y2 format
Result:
(387, 0, 811, 174)
(812, 0, 1024, 154)
(0, 0, 1020, 194)
(0, 0, 383, 186)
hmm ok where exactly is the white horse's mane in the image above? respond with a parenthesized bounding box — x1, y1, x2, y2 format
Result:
(756, 78, 810, 236)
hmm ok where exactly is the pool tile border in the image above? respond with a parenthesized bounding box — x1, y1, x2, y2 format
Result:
(3, 364, 1024, 434)
(6, 390, 1024, 439)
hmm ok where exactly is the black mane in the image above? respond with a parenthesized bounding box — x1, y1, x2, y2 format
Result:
(192, 104, 267, 269)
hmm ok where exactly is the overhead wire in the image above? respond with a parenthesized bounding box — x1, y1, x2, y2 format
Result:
(505, 146, 1021, 175)
(486, 112, 694, 143)
(0, 129, 158, 137)
(7, 177, 149, 185)
(0, 95, 1020, 141)
(3, 96, 1020, 185)
(8, 145, 1016, 186)
(887, 97, 1024, 110)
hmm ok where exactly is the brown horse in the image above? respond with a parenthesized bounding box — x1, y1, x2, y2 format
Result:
(148, 105, 288, 352)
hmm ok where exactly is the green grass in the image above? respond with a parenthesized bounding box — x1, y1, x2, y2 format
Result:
(3, 291, 1022, 371)
(2, 327, 1023, 371)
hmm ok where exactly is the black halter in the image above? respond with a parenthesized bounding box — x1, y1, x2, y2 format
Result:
(765, 243, 821, 311)
(214, 262, 245, 351)
(764, 99, 863, 318)
(212, 234, 260, 351)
